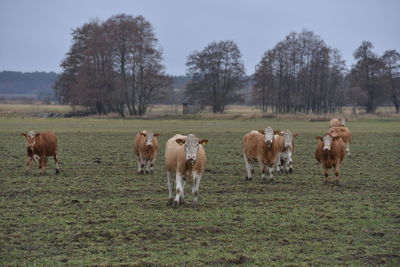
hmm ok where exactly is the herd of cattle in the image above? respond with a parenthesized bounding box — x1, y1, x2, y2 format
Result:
(21, 118, 352, 207)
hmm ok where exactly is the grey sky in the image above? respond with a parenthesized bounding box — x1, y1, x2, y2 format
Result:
(0, 0, 399, 75)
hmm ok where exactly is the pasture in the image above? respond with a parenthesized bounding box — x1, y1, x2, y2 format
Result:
(0, 117, 399, 265)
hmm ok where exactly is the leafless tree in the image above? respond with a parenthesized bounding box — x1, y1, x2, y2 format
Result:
(382, 50, 400, 112)
(350, 41, 386, 113)
(185, 40, 245, 113)
(253, 30, 346, 114)
(54, 14, 170, 116)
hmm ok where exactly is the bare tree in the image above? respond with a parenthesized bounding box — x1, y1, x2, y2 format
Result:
(350, 41, 386, 113)
(253, 30, 346, 114)
(382, 50, 400, 112)
(54, 14, 170, 116)
(185, 40, 245, 113)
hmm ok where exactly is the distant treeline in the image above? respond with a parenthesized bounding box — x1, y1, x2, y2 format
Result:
(0, 70, 192, 103)
(0, 71, 58, 97)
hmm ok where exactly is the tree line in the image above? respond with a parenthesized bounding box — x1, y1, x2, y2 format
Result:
(55, 14, 400, 115)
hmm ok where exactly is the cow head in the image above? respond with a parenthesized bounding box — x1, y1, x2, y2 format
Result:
(315, 134, 340, 151)
(21, 131, 40, 153)
(176, 134, 208, 164)
(140, 131, 160, 148)
(259, 127, 274, 148)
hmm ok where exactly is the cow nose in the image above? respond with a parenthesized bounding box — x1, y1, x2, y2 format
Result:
(323, 147, 330, 151)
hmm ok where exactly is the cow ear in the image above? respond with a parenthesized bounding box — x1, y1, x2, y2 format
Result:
(140, 132, 147, 137)
(199, 139, 208, 145)
(21, 133, 27, 138)
(35, 133, 40, 138)
(175, 138, 185, 145)
(315, 136, 322, 141)
(273, 130, 281, 135)
(258, 129, 265, 134)
(154, 133, 160, 137)
(293, 132, 298, 137)
(279, 131, 284, 136)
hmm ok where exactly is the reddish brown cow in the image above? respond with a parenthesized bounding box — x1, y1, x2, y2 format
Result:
(242, 127, 280, 182)
(329, 127, 352, 156)
(21, 131, 60, 175)
(133, 130, 160, 174)
(314, 133, 346, 185)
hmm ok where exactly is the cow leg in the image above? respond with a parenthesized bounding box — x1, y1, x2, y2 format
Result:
(268, 164, 274, 182)
(149, 158, 155, 174)
(25, 157, 33, 173)
(258, 160, 267, 183)
(323, 166, 329, 184)
(40, 157, 47, 175)
(346, 143, 351, 156)
(192, 172, 202, 207)
(244, 155, 253, 181)
(334, 164, 341, 185)
(145, 160, 150, 174)
(54, 152, 60, 174)
(276, 153, 282, 173)
(166, 171, 174, 205)
(173, 173, 184, 207)
(180, 179, 186, 204)
(137, 155, 145, 174)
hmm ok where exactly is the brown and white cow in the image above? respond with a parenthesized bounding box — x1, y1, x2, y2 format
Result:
(165, 134, 208, 207)
(329, 126, 352, 156)
(329, 118, 346, 127)
(133, 130, 160, 174)
(274, 130, 298, 174)
(21, 130, 60, 175)
(242, 127, 280, 182)
(314, 133, 346, 185)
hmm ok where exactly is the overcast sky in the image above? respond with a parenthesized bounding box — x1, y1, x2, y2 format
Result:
(0, 0, 399, 75)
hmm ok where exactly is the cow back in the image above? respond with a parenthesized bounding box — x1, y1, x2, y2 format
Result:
(35, 132, 57, 157)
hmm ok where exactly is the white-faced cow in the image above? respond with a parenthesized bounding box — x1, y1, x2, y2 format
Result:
(329, 127, 352, 156)
(165, 134, 208, 207)
(21, 131, 60, 175)
(274, 130, 298, 174)
(242, 127, 280, 182)
(315, 133, 346, 185)
(133, 130, 160, 174)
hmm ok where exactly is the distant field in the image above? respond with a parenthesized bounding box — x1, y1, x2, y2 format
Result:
(0, 117, 399, 265)
(0, 103, 399, 119)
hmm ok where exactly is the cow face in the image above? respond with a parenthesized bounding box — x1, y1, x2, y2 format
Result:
(259, 127, 274, 148)
(316, 134, 339, 151)
(141, 132, 160, 148)
(176, 134, 208, 164)
(21, 131, 39, 152)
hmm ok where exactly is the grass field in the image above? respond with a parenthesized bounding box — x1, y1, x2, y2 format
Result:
(0, 117, 399, 265)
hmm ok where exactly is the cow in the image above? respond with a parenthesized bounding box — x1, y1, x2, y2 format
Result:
(242, 126, 280, 183)
(329, 127, 352, 156)
(133, 130, 160, 174)
(329, 118, 346, 127)
(21, 131, 60, 175)
(274, 130, 298, 174)
(165, 134, 208, 207)
(314, 133, 346, 185)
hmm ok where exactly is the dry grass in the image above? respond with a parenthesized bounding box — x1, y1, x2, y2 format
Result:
(0, 103, 399, 121)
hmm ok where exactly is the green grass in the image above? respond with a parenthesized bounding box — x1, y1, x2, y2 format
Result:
(0, 117, 399, 265)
